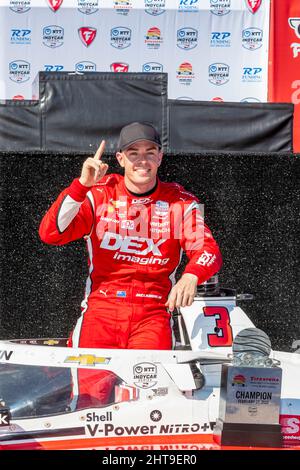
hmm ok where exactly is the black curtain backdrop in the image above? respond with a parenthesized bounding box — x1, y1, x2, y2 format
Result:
(0, 151, 299, 352)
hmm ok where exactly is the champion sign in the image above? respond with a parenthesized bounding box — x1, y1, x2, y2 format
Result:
(177, 28, 198, 50)
(43, 26, 64, 48)
(242, 28, 263, 50)
(111, 27, 132, 49)
(210, 0, 231, 16)
(77, 0, 99, 15)
(209, 63, 230, 85)
(78, 27, 97, 47)
(9, 0, 31, 13)
(144, 0, 165, 16)
(46, 0, 63, 12)
(9, 60, 30, 83)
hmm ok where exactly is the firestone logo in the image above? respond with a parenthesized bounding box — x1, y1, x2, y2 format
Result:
(9, 60, 30, 83)
(245, 0, 262, 14)
(46, 0, 63, 12)
(78, 27, 97, 47)
(110, 63, 129, 72)
(9, 0, 31, 13)
(177, 28, 198, 50)
(144, 0, 166, 16)
(289, 18, 300, 59)
(209, 63, 230, 86)
(77, 0, 99, 15)
(110, 27, 132, 49)
(210, 0, 231, 16)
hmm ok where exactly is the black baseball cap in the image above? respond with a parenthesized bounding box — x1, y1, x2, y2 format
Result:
(118, 122, 162, 151)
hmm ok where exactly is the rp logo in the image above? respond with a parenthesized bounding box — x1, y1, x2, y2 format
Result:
(78, 27, 97, 47)
(245, 0, 261, 14)
(47, 0, 64, 12)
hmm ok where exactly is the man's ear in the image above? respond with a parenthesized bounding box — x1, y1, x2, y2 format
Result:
(116, 152, 125, 168)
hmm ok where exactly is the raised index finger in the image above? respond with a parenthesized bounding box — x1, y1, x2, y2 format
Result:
(94, 140, 106, 160)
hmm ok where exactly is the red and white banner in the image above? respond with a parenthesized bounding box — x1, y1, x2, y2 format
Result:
(0, 0, 270, 104)
(269, 0, 300, 152)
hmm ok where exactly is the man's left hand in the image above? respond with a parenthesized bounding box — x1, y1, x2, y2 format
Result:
(165, 273, 198, 313)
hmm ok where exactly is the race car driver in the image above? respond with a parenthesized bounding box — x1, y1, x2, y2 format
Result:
(39, 122, 222, 408)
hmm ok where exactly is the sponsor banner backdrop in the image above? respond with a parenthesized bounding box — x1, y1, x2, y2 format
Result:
(1, 0, 270, 103)
(269, 0, 300, 152)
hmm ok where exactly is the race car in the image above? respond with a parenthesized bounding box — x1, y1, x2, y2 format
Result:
(0, 279, 299, 450)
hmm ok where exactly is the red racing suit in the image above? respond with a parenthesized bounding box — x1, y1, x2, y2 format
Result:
(39, 174, 222, 407)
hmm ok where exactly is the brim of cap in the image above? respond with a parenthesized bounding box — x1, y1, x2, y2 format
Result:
(120, 137, 161, 151)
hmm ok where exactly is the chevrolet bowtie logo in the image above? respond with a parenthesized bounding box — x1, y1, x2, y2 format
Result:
(43, 339, 59, 346)
(64, 355, 111, 366)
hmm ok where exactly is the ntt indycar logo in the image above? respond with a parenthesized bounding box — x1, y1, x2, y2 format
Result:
(111, 27, 132, 49)
(177, 28, 198, 50)
(143, 62, 163, 73)
(43, 26, 64, 48)
(9, 60, 30, 83)
(242, 28, 263, 50)
(76, 61, 97, 72)
(210, 0, 231, 16)
(144, 0, 165, 16)
(9, 0, 31, 13)
(77, 0, 99, 15)
(209, 63, 230, 86)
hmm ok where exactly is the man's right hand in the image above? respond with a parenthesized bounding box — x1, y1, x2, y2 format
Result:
(79, 140, 109, 187)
